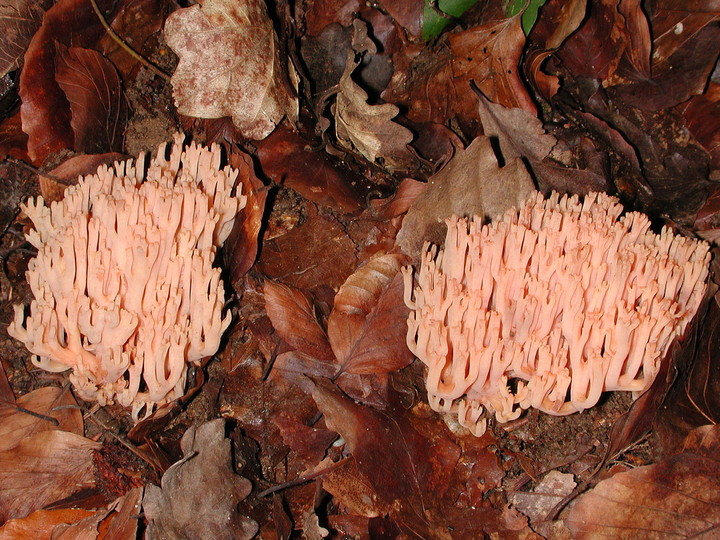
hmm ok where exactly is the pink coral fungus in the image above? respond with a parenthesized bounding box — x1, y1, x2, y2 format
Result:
(9, 135, 245, 419)
(403, 191, 710, 436)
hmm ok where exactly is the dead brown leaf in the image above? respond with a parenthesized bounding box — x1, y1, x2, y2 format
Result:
(566, 424, 720, 538)
(224, 150, 268, 284)
(164, 0, 298, 140)
(386, 13, 535, 136)
(39, 152, 126, 203)
(264, 280, 334, 363)
(396, 136, 536, 257)
(0, 0, 52, 77)
(54, 45, 127, 155)
(333, 21, 415, 172)
(0, 386, 83, 453)
(18, 0, 115, 163)
(0, 431, 100, 523)
(142, 419, 258, 540)
(0, 509, 94, 540)
(328, 253, 413, 376)
(256, 128, 363, 213)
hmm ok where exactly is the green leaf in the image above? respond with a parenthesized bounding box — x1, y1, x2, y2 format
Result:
(422, 0, 481, 41)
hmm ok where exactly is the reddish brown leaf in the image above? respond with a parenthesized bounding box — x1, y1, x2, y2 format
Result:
(566, 424, 720, 538)
(0, 386, 83, 453)
(555, 0, 627, 80)
(54, 45, 127, 154)
(0, 0, 52, 77)
(264, 280, 334, 363)
(256, 128, 363, 214)
(313, 384, 460, 517)
(386, 14, 535, 136)
(683, 83, 720, 169)
(257, 202, 358, 291)
(0, 508, 94, 539)
(18, 0, 115, 163)
(225, 150, 267, 283)
(327, 253, 413, 375)
(0, 431, 100, 523)
(303, 0, 361, 36)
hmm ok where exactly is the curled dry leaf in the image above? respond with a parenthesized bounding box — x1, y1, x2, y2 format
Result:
(225, 150, 268, 284)
(334, 51, 415, 171)
(164, 0, 298, 140)
(0, 431, 100, 523)
(566, 424, 720, 539)
(0, 386, 83, 453)
(142, 419, 258, 540)
(327, 253, 413, 376)
(54, 45, 127, 155)
(0, 0, 52, 77)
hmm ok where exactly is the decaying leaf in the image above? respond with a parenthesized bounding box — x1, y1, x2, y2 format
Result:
(0, 431, 100, 523)
(164, 0, 298, 140)
(396, 136, 536, 256)
(142, 419, 258, 540)
(0, 386, 83, 453)
(327, 253, 413, 375)
(566, 424, 720, 538)
(333, 22, 414, 171)
(0, 0, 52, 77)
(0, 509, 94, 539)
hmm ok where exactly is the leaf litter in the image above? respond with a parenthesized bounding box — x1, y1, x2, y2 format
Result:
(0, 0, 718, 537)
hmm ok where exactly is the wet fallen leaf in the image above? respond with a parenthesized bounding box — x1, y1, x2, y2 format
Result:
(566, 424, 720, 538)
(327, 253, 413, 376)
(224, 150, 268, 284)
(0, 431, 100, 523)
(143, 419, 257, 539)
(256, 128, 363, 214)
(0, 386, 83, 453)
(164, 0, 298, 140)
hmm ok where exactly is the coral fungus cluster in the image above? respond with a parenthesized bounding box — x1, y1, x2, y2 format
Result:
(9, 135, 245, 419)
(403, 191, 710, 436)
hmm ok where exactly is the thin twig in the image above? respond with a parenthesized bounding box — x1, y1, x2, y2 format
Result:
(256, 456, 351, 498)
(89, 0, 171, 81)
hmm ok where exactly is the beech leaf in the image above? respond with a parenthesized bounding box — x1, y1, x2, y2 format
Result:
(0, 386, 83, 453)
(0, 431, 100, 523)
(164, 0, 298, 140)
(264, 280, 334, 363)
(0, 0, 52, 77)
(327, 253, 413, 375)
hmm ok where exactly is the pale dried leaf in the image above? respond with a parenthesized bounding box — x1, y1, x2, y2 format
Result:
(164, 0, 298, 140)
(396, 136, 536, 257)
(142, 419, 258, 540)
(0, 431, 100, 523)
(327, 253, 413, 375)
(0, 386, 83, 453)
